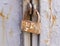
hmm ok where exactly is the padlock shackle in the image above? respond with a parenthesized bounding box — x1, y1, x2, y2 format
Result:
(23, 2, 40, 23)
(29, 0, 34, 21)
(29, 4, 34, 21)
(29, 1, 40, 23)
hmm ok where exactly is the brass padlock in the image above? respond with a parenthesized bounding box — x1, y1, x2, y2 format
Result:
(21, 3, 40, 34)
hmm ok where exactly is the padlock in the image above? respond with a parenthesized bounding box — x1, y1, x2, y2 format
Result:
(21, 3, 40, 34)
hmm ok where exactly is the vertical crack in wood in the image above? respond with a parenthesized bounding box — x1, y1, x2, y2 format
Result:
(30, 0, 33, 46)
(20, 32, 24, 46)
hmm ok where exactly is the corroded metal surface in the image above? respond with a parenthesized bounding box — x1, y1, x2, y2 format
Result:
(21, 20, 40, 34)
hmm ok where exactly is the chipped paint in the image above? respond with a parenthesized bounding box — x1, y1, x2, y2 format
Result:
(48, 0, 52, 10)
(51, 15, 56, 26)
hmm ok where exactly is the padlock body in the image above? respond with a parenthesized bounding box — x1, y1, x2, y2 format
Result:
(21, 20, 40, 34)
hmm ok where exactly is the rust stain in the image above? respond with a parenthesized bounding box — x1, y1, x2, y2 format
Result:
(48, 0, 52, 10)
(0, 8, 6, 46)
(46, 0, 56, 46)
(0, 11, 5, 18)
(51, 15, 56, 26)
(49, 0, 52, 5)
(44, 39, 50, 46)
(46, 28, 52, 46)
(44, 29, 52, 46)
(44, 0, 56, 46)
(44, 40, 49, 43)
(9, 28, 13, 37)
(44, 0, 57, 46)
(0, 6, 12, 46)
(0, 6, 12, 19)
(45, 0, 52, 46)
(48, 0, 56, 26)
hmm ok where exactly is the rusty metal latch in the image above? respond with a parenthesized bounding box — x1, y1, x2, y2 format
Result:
(21, 1, 40, 34)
